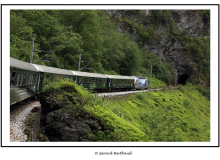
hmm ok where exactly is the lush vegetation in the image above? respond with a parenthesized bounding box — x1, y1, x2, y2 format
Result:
(181, 36, 210, 86)
(87, 83, 210, 141)
(10, 9, 210, 94)
(12, 9, 209, 142)
(113, 10, 210, 87)
(44, 80, 209, 142)
(10, 10, 175, 83)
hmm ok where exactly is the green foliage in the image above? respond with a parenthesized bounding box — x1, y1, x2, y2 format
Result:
(181, 36, 210, 86)
(199, 10, 210, 23)
(196, 86, 210, 100)
(123, 16, 136, 33)
(146, 76, 166, 88)
(43, 79, 209, 142)
(10, 10, 173, 83)
(140, 52, 173, 84)
(137, 24, 156, 44)
(10, 11, 39, 62)
(148, 10, 178, 35)
(10, 10, 210, 87)
(100, 85, 210, 142)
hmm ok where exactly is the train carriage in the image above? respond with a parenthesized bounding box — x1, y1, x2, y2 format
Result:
(71, 71, 108, 90)
(10, 57, 42, 105)
(107, 75, 135, 91)
(32, 64, 75, 91)
(10, 57, 148, 106)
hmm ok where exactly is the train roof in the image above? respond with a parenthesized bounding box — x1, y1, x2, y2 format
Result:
(10, 57, 39, 72)
(33, 64, 73, 75)
(107, 75, 135, 80)
(71, 71, 108, 78)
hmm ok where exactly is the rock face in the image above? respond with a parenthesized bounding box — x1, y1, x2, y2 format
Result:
(106, 10, 210, 85)
(39, 90, 102, 141)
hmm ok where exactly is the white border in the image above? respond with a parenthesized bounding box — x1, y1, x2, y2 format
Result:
(2, 4, 219, 148)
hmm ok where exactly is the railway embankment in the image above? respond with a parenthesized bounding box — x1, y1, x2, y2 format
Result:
(36, 80, 210, 142)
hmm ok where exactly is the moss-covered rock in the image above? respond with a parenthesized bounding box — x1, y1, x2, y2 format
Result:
(39, 80, 103, 141)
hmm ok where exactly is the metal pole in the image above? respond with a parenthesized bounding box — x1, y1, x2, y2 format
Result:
(78, 54, 81, 71)
(30, 38, 34, 63)
(150, 65, 152, 90)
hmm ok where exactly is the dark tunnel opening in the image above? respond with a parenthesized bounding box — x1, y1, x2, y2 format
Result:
(178, 74, 189, 85)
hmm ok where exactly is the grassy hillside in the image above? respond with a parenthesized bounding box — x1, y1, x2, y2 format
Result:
(85, 84, 210, 142)
(43, 80, 210, 142)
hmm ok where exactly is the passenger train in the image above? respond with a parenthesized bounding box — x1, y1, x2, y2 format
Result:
(10, 57, 148, 105)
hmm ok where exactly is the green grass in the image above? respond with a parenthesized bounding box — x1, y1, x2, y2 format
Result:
(143, 76, 166, 88)
(44, 80, 210, 142)
(85, 83, 210, 141)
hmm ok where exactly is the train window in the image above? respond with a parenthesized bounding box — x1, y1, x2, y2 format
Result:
(46, 75, 50, 83)
(29, 75, 32, 84)
(28, 75, 31, 84)
(50, 75, 54, 81)
(10, 72, 16, 86)
(26, 73, 28, 85)
(12, 72, 16, 78)
(16, 74, 19, 86)
(20, 74, 23, 86)
(33, 74, 36, 84)
(31, 75, 34, 84)
(54, 75, 58, 81)
(31, 74, 34, 84)
(45, 75, 49, 82)
(23, 74, 26, 85)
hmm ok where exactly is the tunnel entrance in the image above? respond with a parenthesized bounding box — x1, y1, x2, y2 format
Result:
(178, 74, 189, 85)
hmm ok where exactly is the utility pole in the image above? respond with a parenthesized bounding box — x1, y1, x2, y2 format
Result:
(30, 38, 54, 63)
(30, 38, 34, 63)
(78, 54, 93, 71)
(78, 54, 81, 71)
(150, 65, 152, 90)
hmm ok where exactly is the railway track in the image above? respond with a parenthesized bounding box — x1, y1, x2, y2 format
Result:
(10, 100, 41, 142)
(96, 86, 177, 97)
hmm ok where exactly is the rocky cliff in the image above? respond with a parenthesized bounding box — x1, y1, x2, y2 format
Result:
(39, 84, 103, 141)
(106, 10, 210, 86)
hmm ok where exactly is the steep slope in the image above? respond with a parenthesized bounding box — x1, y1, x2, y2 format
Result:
(107, 10, 210, 86)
